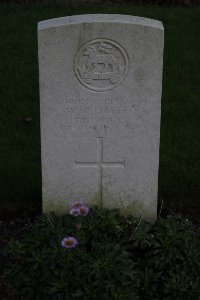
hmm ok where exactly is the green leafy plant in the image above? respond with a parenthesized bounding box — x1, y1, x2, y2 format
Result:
(4, 205, 200, 300)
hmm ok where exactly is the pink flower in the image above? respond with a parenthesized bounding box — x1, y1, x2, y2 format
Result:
(69, 201, 90, 217)
(61, 237, 78, 248)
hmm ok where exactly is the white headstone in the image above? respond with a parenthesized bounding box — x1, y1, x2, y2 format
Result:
(38, 14, 164, 221)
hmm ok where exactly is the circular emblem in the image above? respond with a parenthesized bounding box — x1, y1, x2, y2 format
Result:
(74, 39, 129, 92)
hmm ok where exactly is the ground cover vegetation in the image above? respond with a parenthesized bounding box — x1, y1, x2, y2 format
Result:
(4, 205, 200, 299)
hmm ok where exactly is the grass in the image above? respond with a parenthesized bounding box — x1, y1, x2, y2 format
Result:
(0, 3, 200, 218)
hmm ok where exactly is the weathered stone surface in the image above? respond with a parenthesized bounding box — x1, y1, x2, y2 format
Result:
(38, 14, 164, 221)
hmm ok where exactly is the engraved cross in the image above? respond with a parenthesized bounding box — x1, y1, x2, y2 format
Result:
(75, 137, 125, 206)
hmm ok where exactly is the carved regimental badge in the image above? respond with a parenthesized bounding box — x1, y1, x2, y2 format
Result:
(74, 39, 129, 92)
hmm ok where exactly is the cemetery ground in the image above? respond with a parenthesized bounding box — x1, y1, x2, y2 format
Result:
(0, 3, 200, 299)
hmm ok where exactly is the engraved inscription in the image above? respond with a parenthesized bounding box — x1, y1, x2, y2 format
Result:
(75, 137, 125, 205)
(64, 97, 136, 134)
(74, 39, 129, 91)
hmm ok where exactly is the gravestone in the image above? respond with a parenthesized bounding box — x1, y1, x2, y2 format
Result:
(38, 14, 164, 221)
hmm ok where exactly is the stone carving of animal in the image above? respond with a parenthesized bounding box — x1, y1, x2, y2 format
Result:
(84, 45, 120, 73)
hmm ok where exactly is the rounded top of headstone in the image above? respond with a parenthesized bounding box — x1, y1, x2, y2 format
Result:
(38, 14, 164, 31)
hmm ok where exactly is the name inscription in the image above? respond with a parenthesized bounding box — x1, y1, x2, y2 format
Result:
(64, 97, 136, 134)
